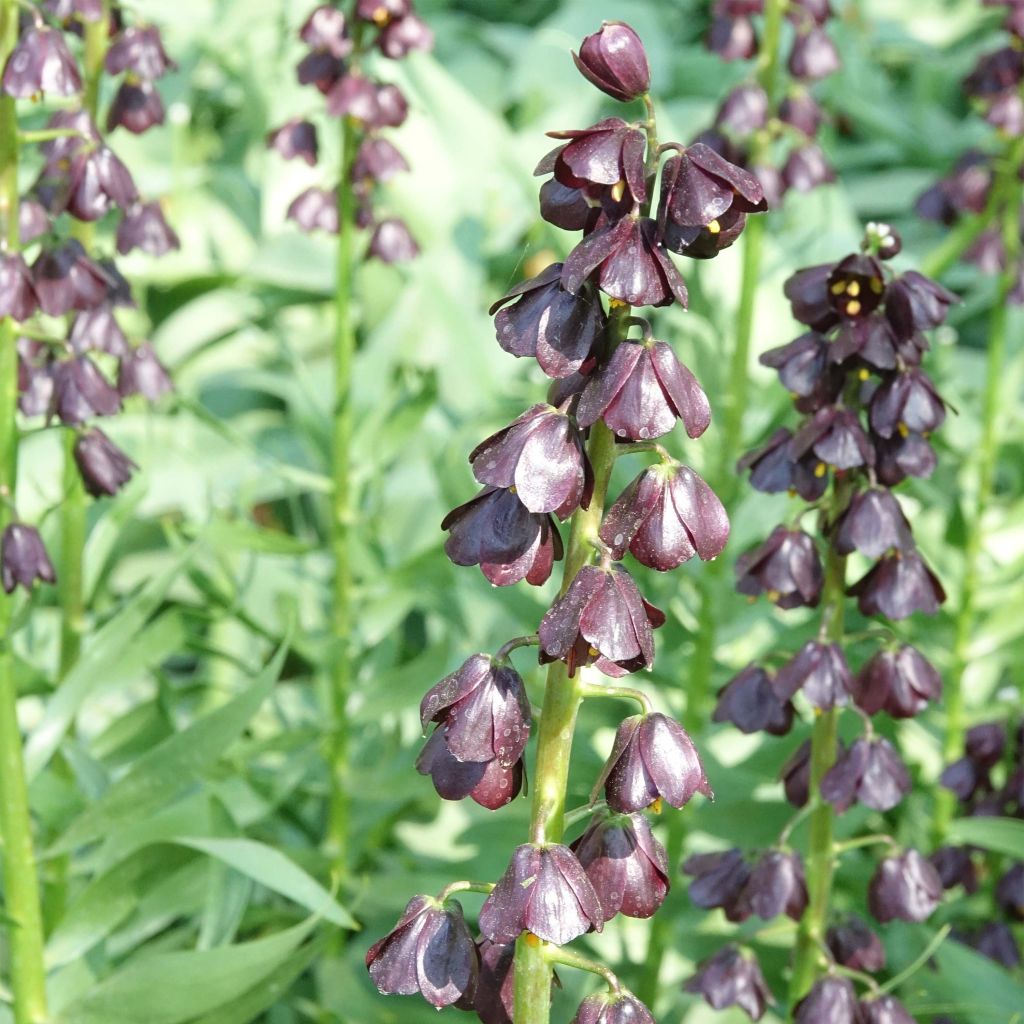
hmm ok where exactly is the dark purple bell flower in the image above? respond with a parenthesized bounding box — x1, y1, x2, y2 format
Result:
(972, 922, 1021, 969)
(3, 26, 81, 97)
(996, 862, 1024, 920)
(562, 215, 688, 309)
(759, 332, 830, 399)
(53, 356, 121, 425)
(539, 178, 595, 232)
(773, 641, 852, 709)
(538, 564, 665, 677)
(780, 740, 812, 808)
(597, 712, 711, 813)
(964, 44, 1024, 98)
(938, 757, 984, 802)
(547, 118, 647, 204)
(118, 343, 173, 401)
(1, 524, 56, 594)
(442, 486, 562, 587)
(851, 645, 941, 718)
(930, 846, 979, 893)
(325, 71, 380, 118)
(874, 431, 936, 486)
(117, 202, 180, 257)
(834, 488, 912, 559)
(708, 15, 757, 61)
(267, 119, 318, 166)
(416, 728, 523, 810)
(576, 340, 710, 441)
(859, 995, 916, 1024)
(366, 895, 478, 1008)
(783, 143, 836, 193)
(885, 272, 957, 339)
(19, 199, 50, 243)
(352, 136, 409, 183)
(735, 526, 823, 609)
(716, 83, 770, 136)
(784, 263, 837, 332)
(457, 939, 514, 1024)
(573, 991, 655, 1024)
(738, 427, 828, 501)
(299, 5, 352, 58)
(965, 722, 1006, 766)
(713, 665, 793, 735)
(573, 21, 650, 102)
(779, 91, 824, 136)
(794, 977, 859, 1024)
(469, 403, 590, 519)
(374, 82, 409, 127)
(827, 916, 886, 972)
(356, 0, 410, 23)
(790, 405, 873, 470)
(39, 109, 99, 170)
(97, 258, 134, 309)
(600, 461, 728, 571)
(848, 550, 946, 620)
(790, 0, 832, 24)
(286, 187, 338, 234)
(663, 195, 751, 262)
(18, 341, 54, 418)
(73, 428, 137, 497)
(570, 811, 669, 922)
(479, 843, 602, 945)
(0, 253, 38, 322)
(69, 306, 130, 356)
(741, 849, 807, 921)
(869, 849, 943, 923)
(829, 318, 924, 371)
(869, 369, 945, 440)
(684, 848, 750, 921)
(43, 0, 103, 20)
(685, 946, 773, 1021)
(368, 218, 419, 263)
(297, 49, 343, 93)
(32, 240, 110, 316)
(420, 654, 530, 769)
(105, 24, 175, 78)
(788, 26, 840, 80)
(66, 146, 139, 222)
(826, 253, 886, 321)
(821, 736, 910, 813)
(107, 79, 165, 134)
(490, 264, 604, 379)
(378, 13, 434, 58)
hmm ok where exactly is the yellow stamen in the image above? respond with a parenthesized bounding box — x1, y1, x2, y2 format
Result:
(830, 280, 846, 295)
(372, 6, 391, 24)
(846, 280, 861, 297)
(610, 179, 626, 202)
(766, 589, 781, 603)
(609, 298, 629, 310)
(814, 462, 827, 478)
(846, 299, 862, 316)
(897, 422, 910, 438)
(858, 368, 870, 381)
(650, 798, 663, 814)
(587, 646, 599, 658)
(707, 219, 721, 235)
(509, 486, 517, 495)
(870, 277, 884, 294)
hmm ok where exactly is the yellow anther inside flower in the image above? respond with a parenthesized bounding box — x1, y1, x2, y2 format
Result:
(708, 219, 721, 235)
(767, 589, 781, 603)
(859, 368, 870, 381)
(846, 299, 862, 316)
(870, 277, 884, 294)
(846, 281, 861, 297)
(508, 486, 517, 495)
(650, 798, 663, 814)
(372, 6, 391, 25)
(610, 179, 627, 202)
(587, 646, 599, 658)
(609, 298, 629, 310)
(830, 280, 847, 295)
(898, 422, 910, 438)
(814, 462, 827, 478)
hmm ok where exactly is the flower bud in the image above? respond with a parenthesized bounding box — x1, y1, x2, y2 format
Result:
(1, 524, 57, 594)
(821, 736, 910, 813)
(573, 22, 650, 102)
(366, 895, 478, 1007)
(479, 843, 603, 945)
(713, 664, 794, 735)
(735, 526, 823, 609)
(826, 916, 886, 972)
(572, 991, 655, 1024)
(597, 712, 711, 813)
(685, 945, 773, 1020)
(73, 428, 137, 497)
(793, 977, 859, 1024)
(868, 849, 943, 923)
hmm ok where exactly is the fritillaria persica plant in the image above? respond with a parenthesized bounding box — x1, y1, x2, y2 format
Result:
(683, 223, 955, 1019)
(367, 20, 766, 1024)
(267, 0, 431, 873)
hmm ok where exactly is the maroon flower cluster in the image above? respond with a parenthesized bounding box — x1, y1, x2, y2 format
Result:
(0, 3, 177, 595)
(683, 225, 953, 1020)
(368, 22, 765, 1021)
(703, 0, 840, 205)
(917, 0, 1024, 300)
(270, 1, 431, 262)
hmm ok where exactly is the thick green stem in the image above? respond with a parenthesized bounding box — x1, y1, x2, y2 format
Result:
(0, 2, 48, 1019)
(325, 109, 359, 874)
(513, 303, 629, 1024)
(935, 138, 1024, 842)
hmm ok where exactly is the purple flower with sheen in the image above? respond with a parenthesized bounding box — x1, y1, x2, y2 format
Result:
(868, 849, 943, 923)
(577, 340, 710, 441)
(821, 736, 911, 812)
(107, 79, 166, 134)
(834, 488, 912, 558)
(794, 978, 860, 1024)
(869, 368, 946, 439)
(538, 564, 665, 676)
(738, 427, 828, 501)
(0, 253, 38, 322)
(117, 202, 180, 257)
(740, 849, 808, 921)
(783, 143, 836, 193)
(572, 21, 650, 102)
(789, 405, 874, 470)
(2, 26, 81, 97)
(600, 461, 728, 570)
(469, 404, 591, 519)
(788, 26, 840, 80)
(572, 991, 655, 1024)
(32, 240, 110, 316)
(885, 272, 957, 339)
(267, 119, 319, 166)
(69, 306, 129, 356)
(52, 357, 121, 425)
(286, 187, 338, 234)
(735, 526, 823, 609)
(570, 811, 670, 922)
(716, 83, 770, 136)
(457, 939, 514, 1024)
(684, 848, 750, 921)
(1, 524, 56, 594)
(848, 550, 946, 619)
(377, 13, 434, 59)
(118, 344, 173, 402)
(930, 846, 979, 893)
(352, 137, 409, 183)
(780, 740, 813, 808)
(713, 665, 794, 735)
(368, 218, 419, 263)
(105, 24, 176, 78)
(479, 843, 603, 945)
(596, 712, 711, 812)
(874, 431, 937, 486)
(65, 146, 139, 222)
(366, 895, 478, 1008)
(851, 645, 941, 718)
(827, 916, 886, 972)
(415, 728, 523, 810)
(547, 118, 648, 205)
(685, 946, 773, 1021)
(73, 428, 137, 497)
(773, 640, 852, 709)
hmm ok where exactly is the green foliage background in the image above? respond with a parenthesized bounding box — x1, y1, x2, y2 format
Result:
(8, 0, 1024, 1021)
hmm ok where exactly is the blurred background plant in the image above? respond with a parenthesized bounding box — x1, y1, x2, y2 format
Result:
(2, 0, 1023, 1022)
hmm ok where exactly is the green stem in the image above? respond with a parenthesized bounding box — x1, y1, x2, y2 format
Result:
(325, 108, 359, 875)
(934, 137, 1024, 844)
(579, 680, 652, 714)
(513, 302, 630, 1024)
(0, 2, 48, 1019)
(543, 942, 621, 992)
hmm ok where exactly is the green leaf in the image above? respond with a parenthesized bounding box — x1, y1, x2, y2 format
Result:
(58, 917, 320, 1024)
(173, 837, 356, 929)
(947, 816, 1024, 859)
(49, 644, 288, 855)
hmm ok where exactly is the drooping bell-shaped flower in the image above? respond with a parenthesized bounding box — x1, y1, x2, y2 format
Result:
(716, 83, 770, 136)
(713, 665, 793, 735)
(683, 848, 750, 921)
(478, 843, 603, 945)
(69, 306, 130, 356)
(738, 427, 828, 502)
(73, 427, 137, 497)
(780, 740, 813, 808)
(0, 253, 39, 322)
(2, 26, 82, 97)
(368, 218, 420, 263)
(52, 356, 122, 425)
(735, 526, 823, 609)
(105, 24, 176, 78)
(789, 405, 874, 470)
(117, 343, 173, 402)
(597, 712, 711, 813)
(457, 939, 514, 1024)
(930, 845, 979, 893)
(572, 991, 655, 1024)
(773, 640, 852, 710)
(740, 849, 808, 921)
(377, 13, 434, 59)
(32, 240, 110, 316)
(996, 863, 1024, 921)
(266, 119, 319, 166)
(868, 849, 943, 923)
(117, 202, 181, 257)
(685, 946, 773, 1021)
(834, 488, 912, 558)
(869, 368, 946, 440)
(789, 26, 841, 80)
(107, 79, 166, 134)
(547, 118, 648, 204)
(820, 736, 910, 813)
(415, 728, 523, 810)
(1, 524, 57, 594)
(885, 271, 957, 339)
(793, 978, 860, 1024)
(572, 21, 650, 102)
(826, 916, 886, 972)
(286, 187, 338, 234)
(65, 146, 139, 222)
(848, 550, 946, 619)
(851, 645, 941, 718)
